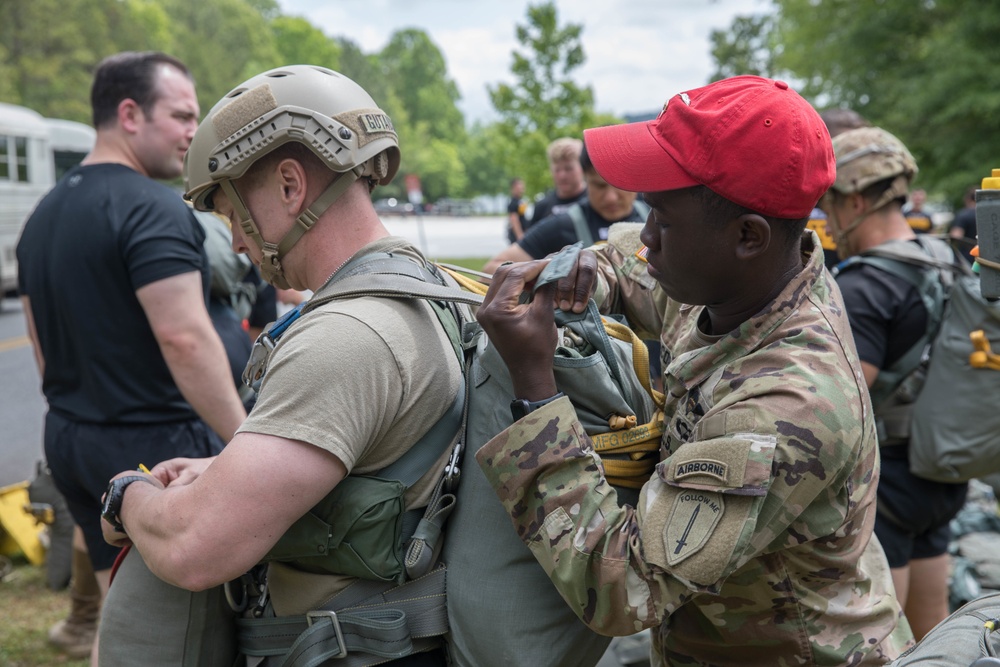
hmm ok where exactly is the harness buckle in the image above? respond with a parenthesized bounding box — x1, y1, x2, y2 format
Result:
(443, 442, 463, 492)
(305, 610, 348, 658)
(223, 578, 249, 613)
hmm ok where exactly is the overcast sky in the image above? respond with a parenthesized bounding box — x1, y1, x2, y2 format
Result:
(275, 0, 770, 123)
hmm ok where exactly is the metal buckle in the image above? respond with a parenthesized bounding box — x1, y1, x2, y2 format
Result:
(242, 333, 275, 390)
(305, 611, 348, 659)
(223, 578, 248, 613)
(443, 441, 463, 493)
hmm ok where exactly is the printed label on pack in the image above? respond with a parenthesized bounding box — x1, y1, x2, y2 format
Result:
(664, 491, 724, 565)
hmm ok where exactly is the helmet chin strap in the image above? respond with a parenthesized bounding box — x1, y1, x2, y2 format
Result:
(830, 177, 911, 260)
(830, 208, 866, 261)
(218, 166, 366, 289)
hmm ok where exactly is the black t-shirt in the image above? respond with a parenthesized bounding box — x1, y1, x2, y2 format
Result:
(526, 188, 588, 231)
(835, 248, 929, 369)
(17, 164, 209, 423)
(904, 210, 933, 234)
(518, 200, 645, 259)
(950, 207, 978, 262)
(506, 196, 528, 243)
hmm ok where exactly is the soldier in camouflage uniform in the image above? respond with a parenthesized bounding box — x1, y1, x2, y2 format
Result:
(475, 76, 915, 666)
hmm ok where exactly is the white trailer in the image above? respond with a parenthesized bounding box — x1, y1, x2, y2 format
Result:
(0, 103, 95, 296)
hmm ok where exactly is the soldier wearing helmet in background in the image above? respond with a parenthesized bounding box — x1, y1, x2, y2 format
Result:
(822, 126, 969, 640)
(98, 65, 465, 666)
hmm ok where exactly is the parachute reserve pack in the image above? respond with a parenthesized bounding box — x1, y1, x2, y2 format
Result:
(834, 235, 1000, 483)
(235, 241, 663, 667)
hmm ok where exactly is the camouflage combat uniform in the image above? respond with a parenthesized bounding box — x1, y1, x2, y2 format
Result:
(476, 229, 915, 666)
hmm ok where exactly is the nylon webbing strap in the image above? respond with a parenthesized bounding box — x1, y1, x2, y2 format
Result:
(236, 566, 447, 667)
(567, 204, 593, 247)
(309, 273, 483, 311)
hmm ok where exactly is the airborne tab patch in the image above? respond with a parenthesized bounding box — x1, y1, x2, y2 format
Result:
(359, 112, 394, 134)
(664, 491, 724, 565)
(674, 459, 727, 483)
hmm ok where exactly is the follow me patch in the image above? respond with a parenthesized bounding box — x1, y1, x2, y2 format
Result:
(665, 491, 724, 565)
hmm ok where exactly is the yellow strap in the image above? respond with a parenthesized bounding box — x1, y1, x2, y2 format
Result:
(601, 319, 666, 409)
(969, 330, 1000, 371)
(603, 459, 655, 489)
(593, 417, 662, 487)
(591, 419, 663, 454)
(438, 265, 489, 296)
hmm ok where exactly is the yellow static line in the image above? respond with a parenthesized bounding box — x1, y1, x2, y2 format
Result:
(0, 336, 30, 353)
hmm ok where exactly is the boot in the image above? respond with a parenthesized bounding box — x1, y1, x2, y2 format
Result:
(48, 546, 101, 658)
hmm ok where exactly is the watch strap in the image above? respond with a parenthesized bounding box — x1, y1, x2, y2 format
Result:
(102, 475, 156, 533)
(510, 392, 566, 421)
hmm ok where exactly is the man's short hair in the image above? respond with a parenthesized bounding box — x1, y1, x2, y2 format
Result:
(547, 137, 583, 164)
(819, 108, 870, 139)
(692, 186, 808, 254)
(91, 51, 192, 129)
(579, 142, 595, 174)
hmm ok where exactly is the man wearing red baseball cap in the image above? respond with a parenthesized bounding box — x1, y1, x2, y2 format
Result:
(475, 76, 913, 665)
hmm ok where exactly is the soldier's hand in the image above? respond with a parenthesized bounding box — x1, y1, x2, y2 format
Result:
(479, 259, 559, 401)
(551, 248, 599, 313)
(150, 456, 216, 487)
(100, 470, 165, 548)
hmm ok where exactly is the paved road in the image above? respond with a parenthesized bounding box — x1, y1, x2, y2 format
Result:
(0, 215, 508, 488)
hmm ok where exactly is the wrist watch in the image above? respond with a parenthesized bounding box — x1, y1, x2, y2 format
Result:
(101, 475, 157, 534)
(510, 392, 566, 421)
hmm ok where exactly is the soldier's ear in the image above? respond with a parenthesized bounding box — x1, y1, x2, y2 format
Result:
(275, 158, 308, 214)
(733, 214, 770, 261)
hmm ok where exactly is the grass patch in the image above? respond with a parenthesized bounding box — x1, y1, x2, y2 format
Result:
(431, 257, 489, 273)
(0, 556, 87, 667)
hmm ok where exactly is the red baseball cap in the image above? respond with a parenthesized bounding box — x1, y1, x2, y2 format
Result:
(583, 75, 835, 219)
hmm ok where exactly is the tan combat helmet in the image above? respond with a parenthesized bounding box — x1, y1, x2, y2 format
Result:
(828, 126, 918, 258)
(831, 126, 917, 197)
(184, 65, 400, 288)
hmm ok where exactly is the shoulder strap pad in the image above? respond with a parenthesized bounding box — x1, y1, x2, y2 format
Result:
(567, 204, 593, 247)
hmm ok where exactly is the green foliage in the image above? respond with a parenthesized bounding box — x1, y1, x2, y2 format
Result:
(374, 29, 468, 201)
(712, 0, 1000, 206)
(486, 1, 598, 198)
(709, 13, 777, 81)
(379, 29, 465, 142)
(271, 16, 341, 70)
(158, 0, 281, 115)
(488, 2, 595, 138)
(0, 0, 624, 204)
(463, 122, 517, 197)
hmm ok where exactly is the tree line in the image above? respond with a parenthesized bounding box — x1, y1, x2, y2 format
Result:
(4, 0, 994, 208)
(0, 0, 606, 204)
(710, 0, 1000, 208)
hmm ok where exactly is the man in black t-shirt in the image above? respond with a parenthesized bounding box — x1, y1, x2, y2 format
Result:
(485, 143, 646, 273)
(822, 126, 967, 641)
(950, 186, 978, 263)
(16, 52, 246, 661)
(524, 137, 588, 233)
(506, 177, 528, 243)
(902, 188, 934, 234)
